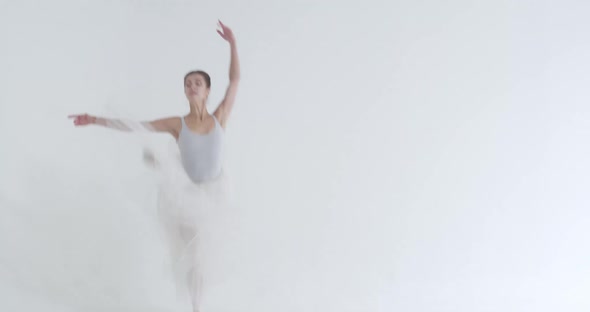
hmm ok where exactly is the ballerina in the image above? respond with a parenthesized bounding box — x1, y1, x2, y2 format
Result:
(69, 19, 240, 312)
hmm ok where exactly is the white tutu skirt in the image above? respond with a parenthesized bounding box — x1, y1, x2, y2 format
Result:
(144, 143, 235, 311)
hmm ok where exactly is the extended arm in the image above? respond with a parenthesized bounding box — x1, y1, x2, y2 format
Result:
(214, 20, 240, 128)
(69, 114, 179, 137)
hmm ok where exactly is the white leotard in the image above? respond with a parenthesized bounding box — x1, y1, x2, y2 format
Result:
(177, 115, 224, 183)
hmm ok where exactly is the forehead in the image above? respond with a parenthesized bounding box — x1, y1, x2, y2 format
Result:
(185, 74, 205, 83)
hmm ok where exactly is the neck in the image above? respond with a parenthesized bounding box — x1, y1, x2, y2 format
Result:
(188, 100, 208, 120)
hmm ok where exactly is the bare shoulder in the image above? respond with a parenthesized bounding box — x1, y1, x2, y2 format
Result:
(149, 116, 182, 137)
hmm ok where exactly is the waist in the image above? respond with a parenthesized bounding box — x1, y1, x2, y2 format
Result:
(180, 156, 222, 182)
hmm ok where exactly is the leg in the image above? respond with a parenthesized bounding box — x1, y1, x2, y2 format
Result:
(187, 266, 202, 312)
(179, 225, 202, 312)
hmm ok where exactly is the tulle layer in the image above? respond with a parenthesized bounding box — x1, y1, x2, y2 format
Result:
(144, 143, 235, 311)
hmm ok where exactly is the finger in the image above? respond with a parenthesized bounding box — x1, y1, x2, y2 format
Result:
(217, 29, 224, 37)
(219, 20, 229, 31)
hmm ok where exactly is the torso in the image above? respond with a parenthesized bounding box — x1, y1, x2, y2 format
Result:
(176, 114, 224, 183)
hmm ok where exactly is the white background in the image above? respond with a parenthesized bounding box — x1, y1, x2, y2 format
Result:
(1, 0, 589, 311)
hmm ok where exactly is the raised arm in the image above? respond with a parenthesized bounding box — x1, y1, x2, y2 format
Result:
(213, 20, 240, 128)
(68, 114, 181, 138)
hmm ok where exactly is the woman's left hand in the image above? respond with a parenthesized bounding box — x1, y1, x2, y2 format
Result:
(217, 20, 235, 43)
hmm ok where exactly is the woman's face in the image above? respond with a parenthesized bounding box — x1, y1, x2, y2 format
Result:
(184, 74, 209, 102)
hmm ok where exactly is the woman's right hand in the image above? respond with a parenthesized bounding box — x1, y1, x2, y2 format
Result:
(68, 113, 96, 126)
